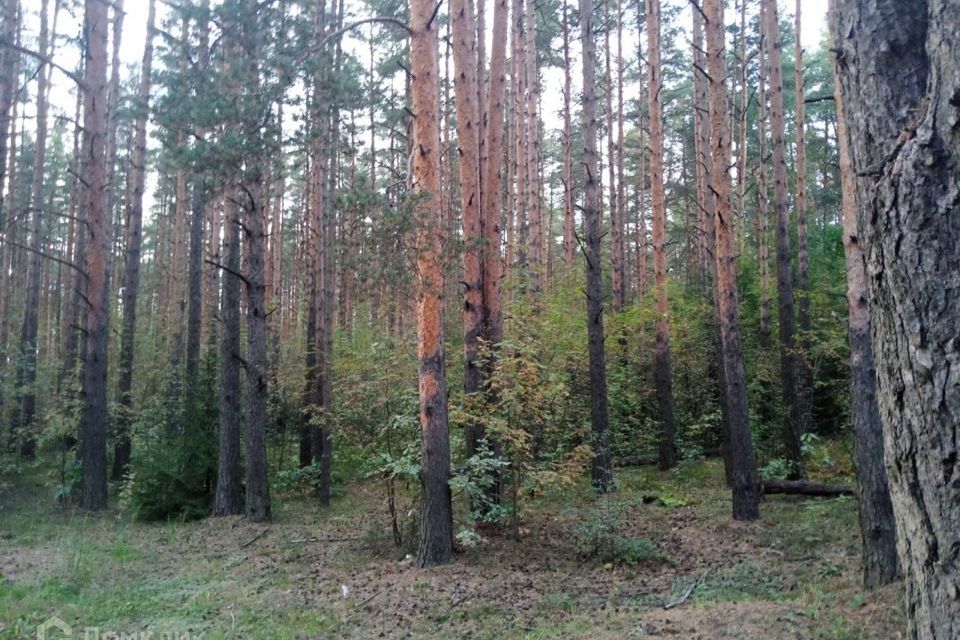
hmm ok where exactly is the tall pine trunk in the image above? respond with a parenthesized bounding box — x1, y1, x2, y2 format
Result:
(757, 1, 771, 348)
(113, 0, 155, 480)
(794, 0, 809, 336)
(14, 0, 50, 457)
(832, 1, 959, 634)
(580, 0, 613, 492)
(604, 0, 623, 312)
(705, 0, 760, 519)
(524, 0, 542, 297)
(451, 0, 483, 456)
(831, 40, 898, 589)
(561, 0, 574, 269)
(762, 0, 804, 476)
(241, 0, 271, 523)
(646, 0, 677, 470)
(482, 0, 507, 353)
(78, 0, 110, 511)
(411, 0, 454, 567)
(212, 205, 243, 516)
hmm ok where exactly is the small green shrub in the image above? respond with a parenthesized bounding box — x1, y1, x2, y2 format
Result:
(571, 502, 663, 566)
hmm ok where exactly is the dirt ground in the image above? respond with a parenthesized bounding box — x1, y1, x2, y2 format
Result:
(0, 461, 905, 639)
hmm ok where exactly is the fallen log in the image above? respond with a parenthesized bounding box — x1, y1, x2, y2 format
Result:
(762, 480, 855, 497)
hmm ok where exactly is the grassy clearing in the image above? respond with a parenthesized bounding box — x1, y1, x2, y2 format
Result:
(0, 459, 903, 639)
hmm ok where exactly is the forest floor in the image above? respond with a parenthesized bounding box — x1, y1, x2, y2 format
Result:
(0, 458, 904, 639)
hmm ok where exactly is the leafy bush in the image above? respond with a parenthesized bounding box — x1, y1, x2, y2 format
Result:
(122, 361, 218, 521)
(571, 502, 663, 566)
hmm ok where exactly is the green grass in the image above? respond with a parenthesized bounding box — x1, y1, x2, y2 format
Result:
(0, 453, 903, 639)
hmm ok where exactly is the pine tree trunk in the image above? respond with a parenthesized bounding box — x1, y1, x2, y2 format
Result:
(580, 0, 613, 492)
(615, 0, 626, 299)
(78, 0, 110, 511)
(794, 0, 809, 336)
(241, 0, 270, 523)
(634, 16, 648, 301)
(832, 0, 959, 633)
(113, 0, 155, 481)
(705, 0, 760, 520)
(757, 1, 771, 348)
(0, 0, 18, 333)
(734, 0, 747, 254)
(692, 4, 733, 486)
(831, 44, 898, 589)
(14, 0, 50, 457)
(212, 206, 243, 517)
(411, 0, 454, 568)
(451, 0, 483, 456)
(561, 0, 574, 269)
(244, 181, 271, 523)
(793, 0, 813, 430)
(316, 0, 342, 508)
(185, 2, 210, 397)
(762, 0, 804, 476)
(482, 0, 507, 351)
(0, 3, 18, 411)
(605, 0, 623, 312)
(524, 0, 542, 297)
(646, 0, 677, 471)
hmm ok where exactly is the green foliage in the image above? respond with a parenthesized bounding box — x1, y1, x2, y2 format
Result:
(454, 307, 593, 531)
(570, 500, 664, 567)
(122, 362, 218, 522)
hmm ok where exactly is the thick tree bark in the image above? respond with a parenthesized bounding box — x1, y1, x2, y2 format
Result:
(14, 0, 50, 457)
(705, 0, 760, 520)
(451, 0, 483, 457)
(646, 0, 677, 471)
(411, 0, 454, 568)
(832, 1, 959, 635)
(832, 48, 898, 589)
(212, 207, 243, 517)
(78, 0, 110, 511)
(762, 0, 804, 476)
(580, 0, 613, 492)
(113, 0, 155, 481)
